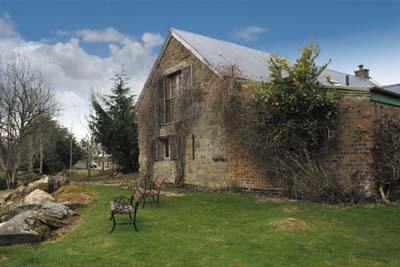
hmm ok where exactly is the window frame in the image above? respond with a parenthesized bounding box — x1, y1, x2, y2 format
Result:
(163, 71, 180, 124)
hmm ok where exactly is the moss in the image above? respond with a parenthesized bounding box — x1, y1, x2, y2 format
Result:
(53, 185, 97, 205)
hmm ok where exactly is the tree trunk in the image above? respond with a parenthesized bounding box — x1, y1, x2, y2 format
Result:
(28, 136, 34, 173)
(102, 151, 105, 172)
(39, 135, 44, 174)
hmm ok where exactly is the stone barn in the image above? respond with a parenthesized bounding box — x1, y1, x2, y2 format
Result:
(137, 28, 400, 196)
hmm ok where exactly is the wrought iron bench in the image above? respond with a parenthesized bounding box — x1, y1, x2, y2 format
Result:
(109, 190, 143, 233)
(139, 176, 166, 208)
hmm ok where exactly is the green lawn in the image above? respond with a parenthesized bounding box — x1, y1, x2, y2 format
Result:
(1, 185, 399, 267)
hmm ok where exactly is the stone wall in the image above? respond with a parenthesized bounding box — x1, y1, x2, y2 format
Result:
(138, 36, 229, 188)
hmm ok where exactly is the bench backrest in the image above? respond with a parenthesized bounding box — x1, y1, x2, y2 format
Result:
(154, 176, 166, 187)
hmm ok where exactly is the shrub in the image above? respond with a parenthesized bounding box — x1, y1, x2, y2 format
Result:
(373, 116, 400, 202)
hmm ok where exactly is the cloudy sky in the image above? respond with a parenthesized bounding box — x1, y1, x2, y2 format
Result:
(0, 0, 399, 138)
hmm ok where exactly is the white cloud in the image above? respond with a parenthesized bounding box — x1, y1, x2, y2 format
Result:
(0, 14, 163, 139)
(234, 26, 268, 41)
(0, 13, 19, 39)
(76, 27, 127, 43)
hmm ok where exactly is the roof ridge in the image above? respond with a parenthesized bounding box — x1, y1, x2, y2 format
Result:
(171, 28, 273, 57)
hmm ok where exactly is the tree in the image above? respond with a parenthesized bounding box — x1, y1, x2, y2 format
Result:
(90, 72, 139, 173)
(0, 60, 56, 188)
(252, 42, 338, 156)
(37, 120, 83, 174)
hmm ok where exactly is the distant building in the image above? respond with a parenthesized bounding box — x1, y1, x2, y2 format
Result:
(73, 160, 96, 169)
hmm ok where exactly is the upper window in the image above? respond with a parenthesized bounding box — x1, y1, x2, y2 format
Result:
(164, 72, 180, 124)
(162, 65, 193, 124)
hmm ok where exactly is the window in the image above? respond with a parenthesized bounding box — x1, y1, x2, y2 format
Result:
(162, 65, 193, 124)
(161, 138, 170, 159)
(164, 72, 180, 123)
(154, 136, 177, 161)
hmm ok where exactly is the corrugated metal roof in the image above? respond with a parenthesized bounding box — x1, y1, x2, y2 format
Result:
(171, 28, 376, 87)
(383, 84, 400, 94)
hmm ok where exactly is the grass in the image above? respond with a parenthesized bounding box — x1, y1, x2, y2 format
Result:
(0, 185, 400, 267)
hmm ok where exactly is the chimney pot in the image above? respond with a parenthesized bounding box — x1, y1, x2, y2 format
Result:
(354, 64, 370, 80)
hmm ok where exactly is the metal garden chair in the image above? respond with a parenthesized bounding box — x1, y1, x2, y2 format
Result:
(139, 176, 166, 208)
(109, 190, 143, 233)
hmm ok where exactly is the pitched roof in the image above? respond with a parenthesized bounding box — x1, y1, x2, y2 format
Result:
(171, 28, 376, 87)
(138, 28, 376, 103)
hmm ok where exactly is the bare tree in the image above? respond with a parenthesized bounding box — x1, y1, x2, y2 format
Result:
(0, 59, 56, 189)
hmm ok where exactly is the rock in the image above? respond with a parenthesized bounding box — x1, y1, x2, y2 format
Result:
(27, 176, 49, 192)
(47, 176, 69, 193)
(36, 203, 73, 229)
(0, 202, 74, 245)
(40, 202, 72, 219)
(0, 210, 50, 246)
(24, 189, 55, 205)
(0, 191, 13, 206)
(269, 217, 309, 231)
(1, 204, 42, 223)
(61, 201, 82, 210)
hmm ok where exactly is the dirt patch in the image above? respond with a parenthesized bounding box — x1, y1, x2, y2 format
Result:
(0, 255, 8, 266)
(256, 196, 298, 203)
(269, 217, 309, 231)
(161, 191, 186, 197)
(282, 206, 299, 213)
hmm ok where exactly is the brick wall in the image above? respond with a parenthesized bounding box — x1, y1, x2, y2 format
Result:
(332, 95, 399, 196)
(226, 132, 276, 191)
(226, 94, 399, 196)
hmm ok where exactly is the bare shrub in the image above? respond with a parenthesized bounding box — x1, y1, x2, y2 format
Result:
(278, 151, 349, 203)
(373, 116, 400, 203)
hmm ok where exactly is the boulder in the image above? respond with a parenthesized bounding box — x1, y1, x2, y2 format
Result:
(40, 202, 72, 219)
(0, 204, 42, 223)
(0, 191, 13, 206)
(37, 203, 73, 229)
(47, 176, 69, 193)
(0, 210, 50, 246)
(24, 189, 54, 205)
(27, 176, 49, 192)
(61, 201, 83, 210)
(0, 203, 73, 245)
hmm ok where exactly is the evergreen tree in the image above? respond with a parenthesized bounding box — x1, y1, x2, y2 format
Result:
(90, 73, 139, 173)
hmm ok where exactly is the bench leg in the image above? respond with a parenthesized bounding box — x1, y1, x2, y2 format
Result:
(142, 196, 146, 208)
(109, 213, 116, 233)
(133, 213, 139, 232)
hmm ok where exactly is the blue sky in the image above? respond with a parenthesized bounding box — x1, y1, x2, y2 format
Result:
(0, 0, 399, 137)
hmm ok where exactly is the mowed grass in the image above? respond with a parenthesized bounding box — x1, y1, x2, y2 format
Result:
(0, 185, 399, 267)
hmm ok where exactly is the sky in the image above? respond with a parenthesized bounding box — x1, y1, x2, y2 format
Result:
(0, 0, 399, 139)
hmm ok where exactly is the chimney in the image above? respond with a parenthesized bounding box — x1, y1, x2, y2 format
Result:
(354, 64, 370, 79)
(345, 75, 350, 86)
